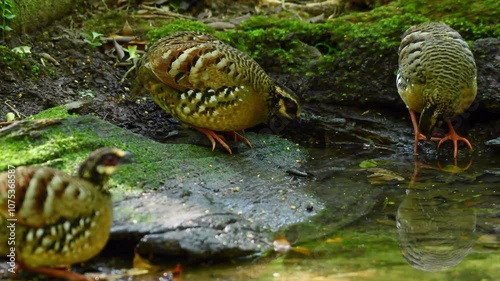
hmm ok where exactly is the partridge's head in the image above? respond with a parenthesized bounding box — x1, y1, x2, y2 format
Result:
(272, 84, 301, 120)
(418, 86, 467, 138)
(78, 148, 133, 187)
(418, 103, 440, 138)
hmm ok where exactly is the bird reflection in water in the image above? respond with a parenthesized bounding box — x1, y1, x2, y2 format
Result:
(411, 155, 473, 184)
(396, 181, 477, 271)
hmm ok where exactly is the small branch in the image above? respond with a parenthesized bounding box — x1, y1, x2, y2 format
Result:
(4, 100, 27, 119)
(136, 5, 195, 20)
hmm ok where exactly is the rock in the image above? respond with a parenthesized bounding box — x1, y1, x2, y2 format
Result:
(304, 42, 402, 109)
(473, 38, 500, 115)
(0, 115, 322, 263)
(485, 137, 500, 148)
(135, 213, 266, 263)
(206, 21, 236, 30)
(7, 0, 87, 35)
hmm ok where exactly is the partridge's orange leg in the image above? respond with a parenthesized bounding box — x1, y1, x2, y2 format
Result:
(409, 109, 427, 155)
(437, 121, 473, 158)
(17, 263, 92, 281)
(226, 131, 253, 148)
(192, 126, 233, 154)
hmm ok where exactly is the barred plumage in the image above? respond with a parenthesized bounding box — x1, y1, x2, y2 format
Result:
(132, 31, 301, 154)
(397, 22, 477, 158)
(0, 148, 132, 280)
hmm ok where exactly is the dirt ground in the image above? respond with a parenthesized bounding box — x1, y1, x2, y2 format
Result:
(0, 5, 184, 143)
(0, 0, 387, 141)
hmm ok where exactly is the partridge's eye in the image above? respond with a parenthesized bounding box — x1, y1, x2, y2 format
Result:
(101, 155, 118, 166)
(285, 99, 298, 115)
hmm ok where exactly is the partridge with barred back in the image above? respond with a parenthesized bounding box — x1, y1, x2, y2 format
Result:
(0, 148, 132, 280)
(397, 22, 477, 158)
(131, 31, 301, 154)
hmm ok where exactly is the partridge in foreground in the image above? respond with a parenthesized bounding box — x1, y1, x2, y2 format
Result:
(131, 31, 301, 154)
(0, 148, 132, 281)
(397, 22, 477, 158)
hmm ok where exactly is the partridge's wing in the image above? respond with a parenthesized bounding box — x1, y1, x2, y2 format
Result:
(0, 167, 105, 228)
(131, 31, 220, 99)
(398, 25, 431, 87)
(145, 32, 272, 93)
(396, 25, 434, 111)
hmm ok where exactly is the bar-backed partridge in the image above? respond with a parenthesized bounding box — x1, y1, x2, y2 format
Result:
(131, 31, 301, 154)
(397, 22, 477, 158)
(0, 148, 132, 280)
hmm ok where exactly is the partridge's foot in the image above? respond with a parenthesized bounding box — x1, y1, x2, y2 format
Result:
(17, 263, 93, 281)
(192, 127, 253, 154)
(192, 126, 232, 154)
(192, 128, 252, 154)
(437, 121, 473, 158)
(226, 131, 253, 149)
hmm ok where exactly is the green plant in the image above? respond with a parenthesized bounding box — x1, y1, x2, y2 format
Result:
(123, 45, 138, 61)
(82, 31, 103, 47)
(31, 64, 39, 76)
(78, 89, 96, 99)
(0, 0, 15, 39)
(11, 45, 31, 58)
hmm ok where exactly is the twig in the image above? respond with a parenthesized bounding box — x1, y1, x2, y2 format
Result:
(4, 100, 27, 118)
(0, 119, 62, 137)
(38, 52, 60, 66)
(100, 36, 137, 43)
(137, 5, 195, 20)
(0, 121, 14, 127)
(120, 63, 137, 84)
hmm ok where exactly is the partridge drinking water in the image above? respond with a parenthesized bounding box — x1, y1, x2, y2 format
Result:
(397, 22, 477, 158)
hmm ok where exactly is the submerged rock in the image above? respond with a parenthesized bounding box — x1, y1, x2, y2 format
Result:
(485, 137, 500, 148)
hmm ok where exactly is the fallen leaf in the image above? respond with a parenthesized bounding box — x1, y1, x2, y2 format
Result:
(291, 246, 313, 256)
(325, 237, 343, 243)
(366, 168, 405, 184)
(359, 159, 377, 168)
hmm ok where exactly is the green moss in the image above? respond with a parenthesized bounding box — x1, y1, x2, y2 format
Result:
(400, 0, 500, 39)
(79, 0, 496, 76)
(146, 19, 216, 42)
(0, 115, 305, 193)
(27, 105, 76, 120)
(0, 116, 216, 188)
(78, 0, 496, 77)
(203, 0, 498, 74)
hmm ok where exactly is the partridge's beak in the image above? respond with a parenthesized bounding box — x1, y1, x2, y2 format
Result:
(119, 151, 134, 164)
